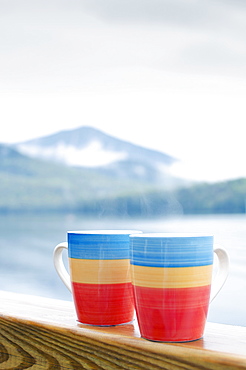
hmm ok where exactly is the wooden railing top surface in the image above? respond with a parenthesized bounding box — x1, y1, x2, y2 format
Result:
(1, 290, 246, 369)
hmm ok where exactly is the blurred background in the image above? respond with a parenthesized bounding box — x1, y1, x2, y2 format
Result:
(0, 0, 246, 327)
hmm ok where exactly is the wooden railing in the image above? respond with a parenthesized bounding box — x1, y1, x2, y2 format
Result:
(0, 290, 246, 369)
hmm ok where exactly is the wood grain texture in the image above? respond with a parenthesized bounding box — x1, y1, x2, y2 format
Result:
(0, 290, 246, 370)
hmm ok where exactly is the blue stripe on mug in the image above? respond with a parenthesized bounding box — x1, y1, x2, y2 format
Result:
(130, 234, 214, 267)
(68, 231, 140, 260)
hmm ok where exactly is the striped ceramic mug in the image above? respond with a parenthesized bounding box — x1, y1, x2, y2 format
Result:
(130, 233, 229, 342)
(53, 230, 141, 326)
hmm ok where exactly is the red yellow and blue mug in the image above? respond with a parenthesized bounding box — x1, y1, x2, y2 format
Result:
(53, 230, 141, 326)
(130, 232, 229, 342)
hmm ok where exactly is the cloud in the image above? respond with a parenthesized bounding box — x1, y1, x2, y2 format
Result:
(83, 0, 207, 24)
(0, 0, 246, 92)
(81, 0, 246, 29)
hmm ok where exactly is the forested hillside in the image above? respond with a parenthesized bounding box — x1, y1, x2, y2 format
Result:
(1, 143, 245, 216)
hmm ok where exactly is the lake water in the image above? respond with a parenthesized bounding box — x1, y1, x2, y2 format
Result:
(0, 213, 245, 327)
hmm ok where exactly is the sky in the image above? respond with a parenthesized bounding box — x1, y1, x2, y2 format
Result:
(0, 0, 246, 182)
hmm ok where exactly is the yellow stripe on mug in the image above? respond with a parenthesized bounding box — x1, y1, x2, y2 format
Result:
(131, 264, 213, 289)
(69, 258, 131, 284)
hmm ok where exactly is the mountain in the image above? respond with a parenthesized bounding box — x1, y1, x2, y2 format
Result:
(0, 143, 25, 160)
(0, 141, 159, 214)
(14, 126, 179, 185)
(0, 143, 182, 216)
(0, 127, 185, 215)
(0, 143, 33, 175)
(1, 141, 245, 215)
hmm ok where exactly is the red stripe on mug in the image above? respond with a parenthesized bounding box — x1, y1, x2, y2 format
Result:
(72, 282, 134, 326)
(133, 285, 211, 342)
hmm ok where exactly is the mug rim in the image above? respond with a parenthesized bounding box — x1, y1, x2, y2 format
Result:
(130, 232, 213, 238)
(67, 230, 142, 235)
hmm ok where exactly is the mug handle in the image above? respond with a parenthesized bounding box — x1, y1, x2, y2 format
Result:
(210, 247, 229, 303)
(53, 242, 72, 292)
